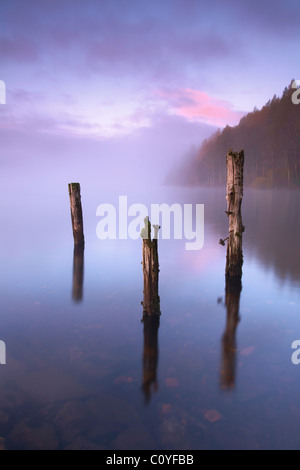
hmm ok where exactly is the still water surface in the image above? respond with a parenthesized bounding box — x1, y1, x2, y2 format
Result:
(0, 184, 300, 450)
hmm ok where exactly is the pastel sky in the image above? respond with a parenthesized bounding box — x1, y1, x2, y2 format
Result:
(0, 0, 299, 188)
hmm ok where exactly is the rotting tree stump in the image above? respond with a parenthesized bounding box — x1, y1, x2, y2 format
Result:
(141, 217, 160, 316)
(225, 150, 245, 278)
(68, 183, 84, 246)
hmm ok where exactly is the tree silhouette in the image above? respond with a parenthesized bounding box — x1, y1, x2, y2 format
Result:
(178, 81, 300, 188)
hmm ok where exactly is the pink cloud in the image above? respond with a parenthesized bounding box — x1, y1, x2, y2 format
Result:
(157, 88, 244, 127)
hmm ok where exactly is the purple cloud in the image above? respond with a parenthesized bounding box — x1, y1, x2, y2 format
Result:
(0, 37, 38, 62)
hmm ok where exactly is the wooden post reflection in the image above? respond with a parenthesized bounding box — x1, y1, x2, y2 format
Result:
(72, 244, 84, 302)
(220, 273, 242, 390)
(142, 314, 160, 404)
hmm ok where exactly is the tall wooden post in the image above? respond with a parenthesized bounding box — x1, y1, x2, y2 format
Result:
(219, 149, 244, 389)
(141, 217, 161, 403)
(225, 150, 244, 278)
(68, 183, 84, 246)
(141, 217, 161, 316)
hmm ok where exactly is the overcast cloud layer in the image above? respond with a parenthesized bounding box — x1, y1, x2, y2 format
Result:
(0, 0, 299, 188)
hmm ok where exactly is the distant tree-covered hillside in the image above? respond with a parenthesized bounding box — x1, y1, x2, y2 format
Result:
(179, 81, 300, 188)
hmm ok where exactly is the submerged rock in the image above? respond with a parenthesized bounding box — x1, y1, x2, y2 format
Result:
(64, 435, 105, 450)
(9, 420, 59, 450)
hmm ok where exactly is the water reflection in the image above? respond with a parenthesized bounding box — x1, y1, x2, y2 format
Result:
(220, 276, 242, 391)
(243, 190, 300, 284)
(141, 313, 160, 404)
(2, 184, 300, 449)
(72, 244, 84, 302)
(202, 188, 300, 285)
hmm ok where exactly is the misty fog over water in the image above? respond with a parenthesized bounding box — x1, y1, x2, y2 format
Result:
(1, 150, 300, 449)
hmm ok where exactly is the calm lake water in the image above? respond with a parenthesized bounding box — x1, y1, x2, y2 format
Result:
(0, 179, 300, 450)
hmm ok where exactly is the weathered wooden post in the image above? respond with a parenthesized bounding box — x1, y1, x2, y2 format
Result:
(225, 149, 245, 278)
(72, 244, 84, 302)
(68, 183, 84, 246)
(220, 276, 241, 390)
(140, 217, 161, 402)
(141, 217, 161, 316)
